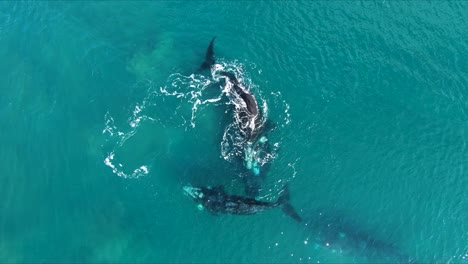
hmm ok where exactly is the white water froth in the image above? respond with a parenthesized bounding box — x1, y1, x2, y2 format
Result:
(164, 59, 291, 167)
(101, 68, 220, 178)
(102, 110, 153, 179)
(102, 59, 292, 180)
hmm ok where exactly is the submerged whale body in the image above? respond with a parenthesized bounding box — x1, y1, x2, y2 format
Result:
(304, 210, 417, 263)
(183, 184, 302, 222)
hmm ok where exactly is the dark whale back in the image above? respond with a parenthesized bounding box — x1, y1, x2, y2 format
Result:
(220, 71, 259, 116)
(240, 93, 258, 116)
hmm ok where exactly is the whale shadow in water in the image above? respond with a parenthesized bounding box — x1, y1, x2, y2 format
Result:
(301, 209, 417, 263)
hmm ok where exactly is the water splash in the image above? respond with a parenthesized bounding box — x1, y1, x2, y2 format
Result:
(102, 111, 153, 179)
(102, 59, 292, 181)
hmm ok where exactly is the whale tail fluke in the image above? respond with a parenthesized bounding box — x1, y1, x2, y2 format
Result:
(278, 184, 303, 222)
(197, 36, 216, 73)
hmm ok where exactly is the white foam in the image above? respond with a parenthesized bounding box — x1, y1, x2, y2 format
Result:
(103, 150, 151, 179)
(102, 59, 293, 181)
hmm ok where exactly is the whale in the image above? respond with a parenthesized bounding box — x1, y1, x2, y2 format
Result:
(196, 37, 265, 142)
(219, 71, 259, 116)
(196, 37, 275, 198)
(219, 70, 266, 144)
(303, 210, 417, 263)
(183, 184, 302, 222)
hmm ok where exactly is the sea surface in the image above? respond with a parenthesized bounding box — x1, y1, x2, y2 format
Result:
(0, 1, 467, 263)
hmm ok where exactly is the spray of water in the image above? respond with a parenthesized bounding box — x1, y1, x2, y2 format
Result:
(102, 59, 291, 181)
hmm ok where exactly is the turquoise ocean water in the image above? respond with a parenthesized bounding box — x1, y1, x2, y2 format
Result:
(0, 1, 467, 263)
